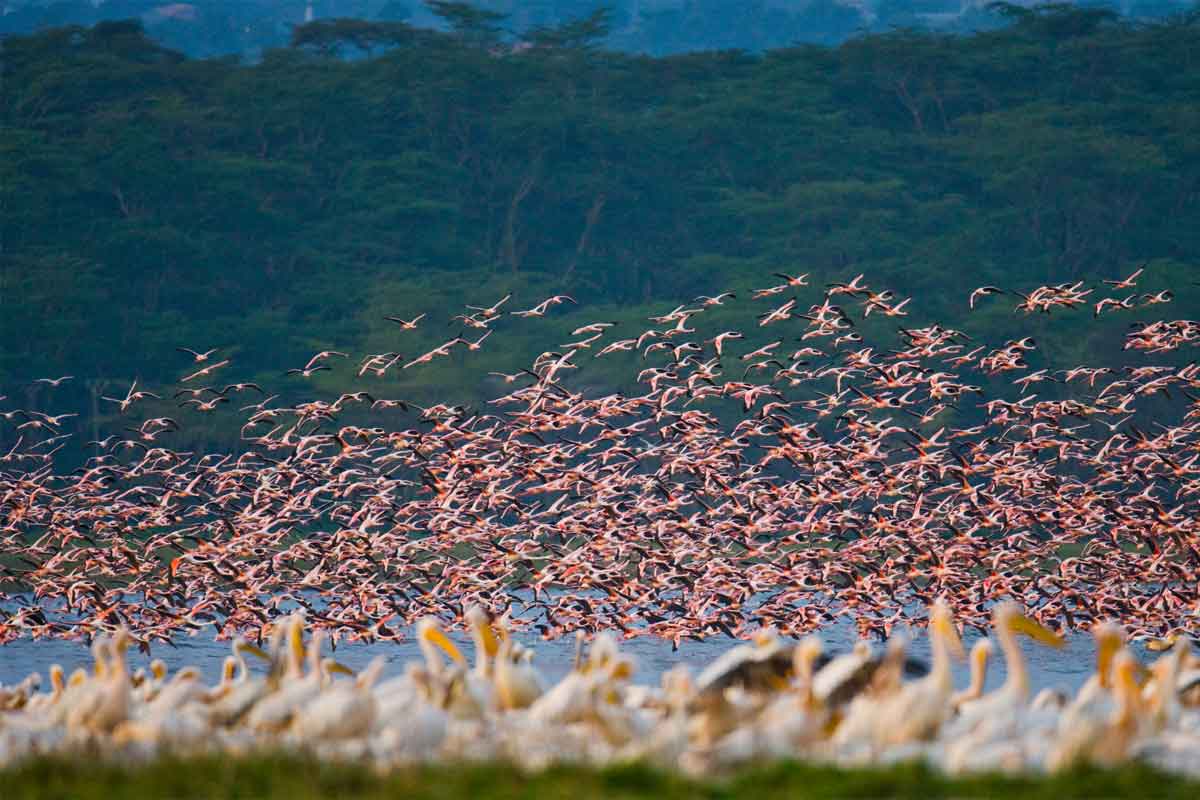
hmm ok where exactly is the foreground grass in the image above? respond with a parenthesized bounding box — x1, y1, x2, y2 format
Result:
(5, 756, 1200, 800)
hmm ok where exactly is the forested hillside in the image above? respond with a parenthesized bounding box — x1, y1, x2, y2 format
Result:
(2, 5, 1199, 447)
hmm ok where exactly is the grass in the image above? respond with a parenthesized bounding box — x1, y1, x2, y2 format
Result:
(5, 756, 1200, 800)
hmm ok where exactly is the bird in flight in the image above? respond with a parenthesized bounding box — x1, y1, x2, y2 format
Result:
(31, 376, 73, 387)
(1103, 265, 1145, 289)
(101, 379, 162, 413)
(176, 347, 219, 363)
(181, 359, 231, 383)
(968, 286, 1004, 310)
(385, 314, 426, 330)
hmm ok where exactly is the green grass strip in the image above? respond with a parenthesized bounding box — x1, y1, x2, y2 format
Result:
(5, 756, 1200, 800)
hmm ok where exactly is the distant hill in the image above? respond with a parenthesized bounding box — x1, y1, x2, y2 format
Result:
(1, 0, 1197, 58)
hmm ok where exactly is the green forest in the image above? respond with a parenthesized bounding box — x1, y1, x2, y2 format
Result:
(2, 4, 1199, 447)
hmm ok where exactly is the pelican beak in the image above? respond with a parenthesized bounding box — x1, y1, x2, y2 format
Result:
(1096, 631, 1123, 689)
(1011, 614, 1065, 648)
(480, 623, 501, 659)
(934, 610, 966, 660)
(289, 617, 306, 663)
(1113, 651, 1140, 696)
(753, 628, 778, 647)
(1144, 635, 1176, 653)
(327, 661, 356, 677)
(421, 622, 467, 665)
(237, 641, 272, 662)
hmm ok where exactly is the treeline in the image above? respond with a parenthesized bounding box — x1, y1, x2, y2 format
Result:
(1, 5, 1199, 446)
(3, 0, 1197, 57)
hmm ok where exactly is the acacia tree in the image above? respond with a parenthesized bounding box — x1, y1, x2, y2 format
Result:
(426, 1, 507, 48)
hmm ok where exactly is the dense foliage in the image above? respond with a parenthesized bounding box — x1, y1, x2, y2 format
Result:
(2, 6, 1199, 447)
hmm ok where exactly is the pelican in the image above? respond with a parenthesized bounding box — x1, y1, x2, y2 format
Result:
(66, 628, 133, 736)
(527, 632, 638, 734)
(0, 673, 39, 710)
(1047, 649, 1144, 770)
(1056, 621, 1125, 735)
(692, 627, 794, 699)
(204, 636, 274, 726)
(953, 602, 1064, 728)
(871, 600, 966, 747)
(293, 656, 386, 741)
(23, 664, 65, 714)
(744, 636, 829, 758)
(112, 666, 210, 753)
(465, 606, 500, 679)
(494, 637, 545, 710)
(951, 638, 993, 710)
(371, 617, 468, 724)
(830, 632, 914, 751)
(409, 616, 491, 720)
(245, 621, 346, 732)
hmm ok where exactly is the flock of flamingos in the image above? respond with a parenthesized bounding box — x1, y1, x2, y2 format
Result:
(1, 265, 1200, 775)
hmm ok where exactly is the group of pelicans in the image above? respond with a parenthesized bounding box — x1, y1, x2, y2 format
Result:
(2, 603, 1199, 778)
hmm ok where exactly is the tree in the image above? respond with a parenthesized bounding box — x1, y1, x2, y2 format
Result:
(525, 7, 614, 50)
(290, 18, 418, 57)
(425, 1, 506, 48)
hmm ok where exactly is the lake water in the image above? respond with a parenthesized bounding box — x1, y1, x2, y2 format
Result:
(0, 621, 1126, 695)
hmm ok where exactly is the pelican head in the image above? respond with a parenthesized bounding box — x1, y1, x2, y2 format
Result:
(793, 636, 824, 682)
(287, 613, 308, 678)
(416, 616, 467, 674)
(969, 637, 993, 680)
(234, 635, 271, 663)
(91, 636, 110, 679)
(930, 600, 966, 662)
(465, 605, 500, 674)
(220, 655, 237, 685)
(994, 602, 1064, 648)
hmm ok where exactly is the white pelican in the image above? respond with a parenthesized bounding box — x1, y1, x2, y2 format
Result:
(829, 633, 913, 751)
(1056, 621, 1125, 736)
(870, 600, 966, 747)
(23, 664, 65, 714)
(66, 628, 133, 735)
(112, 666, 210, 754)
(465, 606, 500, 679)
(245, 621, 344, 732)
(1047, 648, 1144, 770)
(293, 656, 386, 741)
(494, 637, 546, 710)
(746, 636, 830, 757)
(953, 602, 1063, 729)
(941, 604, 1063, 774)
(204, 636, 274, 726)
(693, 628, 793, 699)
(951, 638, 993, 710)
